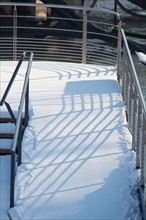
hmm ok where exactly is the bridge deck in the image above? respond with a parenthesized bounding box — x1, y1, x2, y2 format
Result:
(0, 61, 140, 219)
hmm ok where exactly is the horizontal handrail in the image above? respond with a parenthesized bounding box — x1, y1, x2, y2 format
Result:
(0, 2, 120, 19)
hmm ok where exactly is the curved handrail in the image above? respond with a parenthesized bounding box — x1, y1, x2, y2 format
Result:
(0, 2, 120, 19)
(0, 3, 122, 65)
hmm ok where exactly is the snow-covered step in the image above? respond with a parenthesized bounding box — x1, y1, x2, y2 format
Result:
(0, 123, 15, 153)
(0, 139, 12, 154)
(0, 123, 15, 134)
(0, 106, 19, 119)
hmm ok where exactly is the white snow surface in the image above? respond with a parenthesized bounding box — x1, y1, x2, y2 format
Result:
(0, 156, 11, 220)
(0, 61, 141, 219)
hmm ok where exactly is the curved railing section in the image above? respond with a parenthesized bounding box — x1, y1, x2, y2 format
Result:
(0, 2, 120, 66)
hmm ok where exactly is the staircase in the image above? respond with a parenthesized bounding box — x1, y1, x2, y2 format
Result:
(0, 114, 25, 155)
(0, 116, 15, 155)
(0, 52, 33, 219)
(0, 113, 14, 219)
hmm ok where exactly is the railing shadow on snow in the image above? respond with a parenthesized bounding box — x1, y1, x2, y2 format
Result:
(0, 1, 145, 218)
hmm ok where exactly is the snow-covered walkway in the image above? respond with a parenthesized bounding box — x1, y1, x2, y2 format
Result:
(1, 61, 141, 219)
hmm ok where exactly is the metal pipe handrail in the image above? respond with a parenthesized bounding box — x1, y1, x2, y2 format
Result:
(0, 51, 33, 208)
(0, 2, 120, 20)
(0, 2, 121, 65)
(7, 51, 33, 208)
(121, 28, 146, 116)
(11, 51, 33, 152)
(120, 28, 146, 216)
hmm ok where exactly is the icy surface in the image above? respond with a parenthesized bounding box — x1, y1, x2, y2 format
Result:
(0, 61, 141, 219)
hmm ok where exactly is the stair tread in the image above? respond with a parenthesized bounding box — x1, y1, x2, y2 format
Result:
(0, 139, 12, 149)
(0, 149, 11, 154)
(0, 133, 14, 139)
(0, 117, 25, 123)
(0, 122, 15, 133)
(0, 118, 14, 123)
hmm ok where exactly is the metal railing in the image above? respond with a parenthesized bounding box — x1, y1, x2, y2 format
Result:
(0, 2, 146, 218)
(120, 29, 146, 218)
(0, 2, 120, 65)
(0, 51, 33, 208)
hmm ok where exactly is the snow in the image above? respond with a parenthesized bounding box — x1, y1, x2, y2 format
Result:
(0, 156, 11, 220)
(0, 61, 141, 219)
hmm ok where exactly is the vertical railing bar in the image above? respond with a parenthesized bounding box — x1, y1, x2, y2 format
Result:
(10, 151, 15, 208)
(117, 20, 122, 81)
(132, 93, 138, 151)
(114, 0, 118, 26)
(17, 123, 23, 166)
(13, 5, 17, 61)
(135, 97, 140, 166)
(24, 82, 29, 128)
(82, 2, 87, 64)
(144, 145, 146, 206)
(140, 118, 146, 187)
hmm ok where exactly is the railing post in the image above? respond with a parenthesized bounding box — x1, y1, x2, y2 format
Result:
(18, 122, 23, 166)
(25, 81, 29, 128)
(13, 5, 17, 61)
(117, 20, 122, 81)
(136, 107, 143, 168)
(114, 0, 117, 25)
(144, 144, 146, 206)
(140, 118, 146, 187)
(82, 5, 87, 64)
(10, 151, 15, 208)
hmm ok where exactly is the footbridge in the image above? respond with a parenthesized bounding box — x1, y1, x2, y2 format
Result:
(0, 3, 146, 219)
